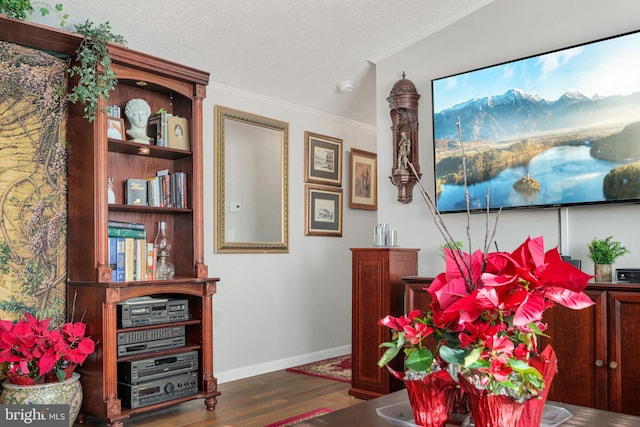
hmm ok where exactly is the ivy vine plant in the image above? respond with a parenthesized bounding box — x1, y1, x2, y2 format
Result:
(1, 1, 127, 122)
(68, 20, 126, 122)
(0, 1, 68, 26)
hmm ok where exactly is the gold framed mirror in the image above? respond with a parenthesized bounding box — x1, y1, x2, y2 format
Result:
(214, 106, 289, 253)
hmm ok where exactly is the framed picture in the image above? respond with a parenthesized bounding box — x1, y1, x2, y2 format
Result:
(349, 148, 377, 210)
(106, 117, 125, 140)
(304, 131, 343, 186)
(305, 184, 343, 237)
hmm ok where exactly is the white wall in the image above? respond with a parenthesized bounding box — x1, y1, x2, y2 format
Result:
(204, 85, 377, 382)
(376, 0, 640, 277)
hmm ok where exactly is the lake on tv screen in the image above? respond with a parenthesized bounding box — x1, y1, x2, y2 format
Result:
(436, 145, 628, 212)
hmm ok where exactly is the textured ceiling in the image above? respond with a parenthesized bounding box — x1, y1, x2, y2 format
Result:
(31, 0, 494, 125)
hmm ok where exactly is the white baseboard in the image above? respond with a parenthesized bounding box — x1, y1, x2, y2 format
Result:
(215, 345, 351, 384)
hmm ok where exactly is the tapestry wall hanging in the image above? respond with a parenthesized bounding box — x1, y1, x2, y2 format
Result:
(0, 41, 69, 326)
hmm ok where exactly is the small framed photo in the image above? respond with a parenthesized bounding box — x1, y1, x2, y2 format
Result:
(305, 184, 343, 237)
(107, 117, 125, 140)
(349, 148, 377, 210)
(304, 131, 343, 186)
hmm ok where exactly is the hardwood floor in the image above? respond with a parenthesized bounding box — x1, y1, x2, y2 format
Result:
(80, 369, 366, 426)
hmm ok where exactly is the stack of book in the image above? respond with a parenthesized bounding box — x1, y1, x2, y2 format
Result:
(125, 170, 188, 208)
(108, 221, 156, 282)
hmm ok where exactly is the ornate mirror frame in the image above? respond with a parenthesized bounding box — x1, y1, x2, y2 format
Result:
(214, 106, 289, 253)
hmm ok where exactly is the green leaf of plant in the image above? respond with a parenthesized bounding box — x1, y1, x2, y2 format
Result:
(377, 346, 401, 368)
(438, 345, 466, 365)
(464, 347, 483, 367)
(405, 348, 433, 372)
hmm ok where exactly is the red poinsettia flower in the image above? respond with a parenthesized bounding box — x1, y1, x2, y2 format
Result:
(379, 309, 421, 332)
(424, 236, 595, 399)
(378, 311, 436, 373)
(0, 312, 96, 383)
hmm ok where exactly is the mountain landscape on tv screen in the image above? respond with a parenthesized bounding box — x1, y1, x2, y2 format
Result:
(432, 88, 640, 212)
(434, 88, 640, 143)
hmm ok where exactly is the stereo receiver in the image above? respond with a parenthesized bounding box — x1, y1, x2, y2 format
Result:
(119, 371, 198, 409)
(118, 297, 189, 328)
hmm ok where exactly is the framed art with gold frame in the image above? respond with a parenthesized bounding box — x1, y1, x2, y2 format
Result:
(304, 131, 342, 186)
(349, 148, 377, 210)
(305, 184, 342, 237)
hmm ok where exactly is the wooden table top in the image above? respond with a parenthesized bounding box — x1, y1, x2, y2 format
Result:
(304, 389, 640, 426)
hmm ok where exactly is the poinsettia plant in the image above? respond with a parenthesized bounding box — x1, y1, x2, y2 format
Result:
(377, 118, 595, 406)
(431, 236, 593, 401)
(0, 313, 95, 384)
(378, 309, 435, 374)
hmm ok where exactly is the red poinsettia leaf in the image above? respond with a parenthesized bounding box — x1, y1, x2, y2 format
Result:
(0, 319, 14, 332)
(444, 292, 484, 325)
(510, 236, 546, 270)
(538, 248, 593, 291)
(544, 286, 595, 309)
(475, 287, 500, 308)
(484, 251, 509, 274)
(443, 248, 471, 280)
(480, 272, 514, 288)
(432, 275, 469, 310)
(501, 287, 529, 310)
(77, 337, 95, 355)
(513, 293, 547, 326)
(38, 347, 58, 376)
(62, 322, 87, 340)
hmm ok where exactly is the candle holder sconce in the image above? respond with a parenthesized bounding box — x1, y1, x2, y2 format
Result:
(388, 72, 420, 204)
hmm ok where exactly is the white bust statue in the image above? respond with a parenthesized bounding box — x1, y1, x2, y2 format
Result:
(124, 98, 151, 144)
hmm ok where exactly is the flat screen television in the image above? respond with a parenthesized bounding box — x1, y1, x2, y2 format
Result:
(432, 30, 640, 214)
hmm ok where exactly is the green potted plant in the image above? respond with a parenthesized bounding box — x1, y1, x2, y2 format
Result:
(587, 236, 630, 282)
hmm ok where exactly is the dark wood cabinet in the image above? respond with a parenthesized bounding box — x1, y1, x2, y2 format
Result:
(349, 248, 419, 399)
(543, 282, 640, 416)
(403, 276, 434, 315)
(1, 17, 220, 426)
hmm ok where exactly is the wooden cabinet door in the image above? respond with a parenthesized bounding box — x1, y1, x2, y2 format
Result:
(349, 249, 418, 399)
(544, 289, 608, 409)
(607, 291, 640, 415)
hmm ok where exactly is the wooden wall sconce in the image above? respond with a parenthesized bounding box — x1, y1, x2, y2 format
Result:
(387, 72, 420, 204)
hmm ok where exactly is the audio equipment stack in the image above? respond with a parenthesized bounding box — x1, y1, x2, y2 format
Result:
(117, 297, 198, 408)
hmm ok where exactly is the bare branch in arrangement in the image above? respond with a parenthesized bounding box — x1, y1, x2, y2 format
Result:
(408, 116, 503, 292)
(457, 118, 474, 285)
(409, 162, 473, 291)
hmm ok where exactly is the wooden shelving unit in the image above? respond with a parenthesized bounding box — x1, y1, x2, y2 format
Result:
(0, 16, 220, 427)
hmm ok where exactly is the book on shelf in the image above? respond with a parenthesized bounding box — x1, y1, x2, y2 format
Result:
(115, 237, 125, 282)
(125, 179, 148, 206)
(134, 239, 146, 281)
(108, 227, 146, 239)
(124, 237, 135, 282)
(157, 169, 171, 207)
(147, 177, 161, 207)
(108, 237, 118, 281)
(108, 220, 145, 230)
